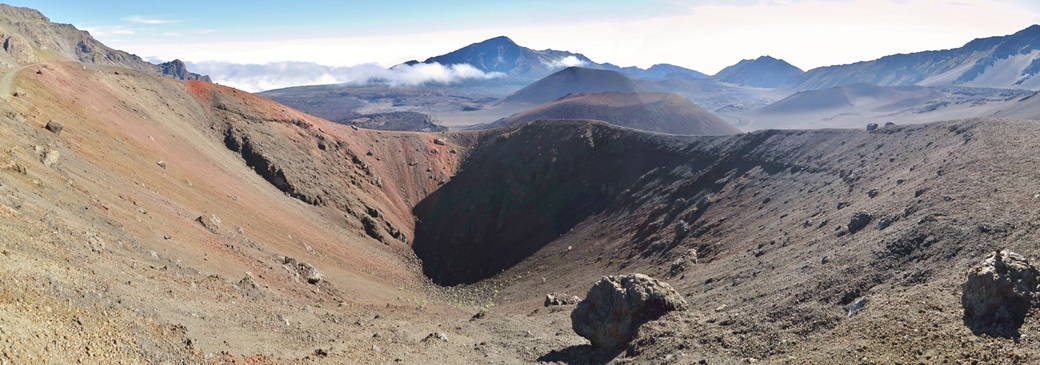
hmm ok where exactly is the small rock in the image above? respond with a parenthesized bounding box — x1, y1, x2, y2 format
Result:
(471, 309, 487, 320)
(866, 123, 879, 131)
(571, 274, 687, 350)
(422, 332, 449, 342)
(236, 226, 244, 235)
(847, 297, 868, 317)
(884, 122, 896, 127)
(877, 216, 895, 230)
(41, 150, 59, 167)
(195, 213, 221, 233)
(544, 293, 581, 307)
(674, 220, 690, 237)
(847, 211, 872, 233)
(284, 256, 323, 284)
(157, 160, 168, 170)
(45, 120, 63, 136)
(433, 138, 447, 146)
(867, 188, 879, 198)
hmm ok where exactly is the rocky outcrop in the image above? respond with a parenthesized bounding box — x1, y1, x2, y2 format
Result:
(0, 4, 209, 81)
(571, 274, 686, 350)
(962, 250, 1038, 337)
(158, 59, 211, 82)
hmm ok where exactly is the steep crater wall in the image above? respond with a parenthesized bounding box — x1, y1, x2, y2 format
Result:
(412, 120, 754, 285)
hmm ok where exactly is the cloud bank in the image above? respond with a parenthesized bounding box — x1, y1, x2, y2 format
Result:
(544, 56, 586, 69)
(182, 61, 504, 92)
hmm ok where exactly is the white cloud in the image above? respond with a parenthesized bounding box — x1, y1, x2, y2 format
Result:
(543, 56, 586, 69)
(181, 61, 504, 92)
(81, 25, 134, 37)
(124, 15, 179, 25)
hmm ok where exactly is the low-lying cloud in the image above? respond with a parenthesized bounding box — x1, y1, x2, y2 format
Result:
(181, 61, 504, 92)
(544, 56, 587, 69)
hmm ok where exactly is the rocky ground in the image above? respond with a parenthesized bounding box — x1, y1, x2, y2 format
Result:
(3, 59, 1040, 365)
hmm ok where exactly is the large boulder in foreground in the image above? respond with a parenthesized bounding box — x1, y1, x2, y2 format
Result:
(962, 250, 1038, 336)
(571, 274, 687, 350)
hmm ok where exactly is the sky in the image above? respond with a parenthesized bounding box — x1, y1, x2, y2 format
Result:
(10, 0, 1040, 91)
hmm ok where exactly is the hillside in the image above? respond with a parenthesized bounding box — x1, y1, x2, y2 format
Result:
(415, 118, 1040, 363)
(791, 24, 1040, 90)
(478, 92, 739, 135)
(713, 55, 804, 88)
(760, 83, 944, 114)
(496, 67, 645, 107)
(0, 5, 209, 81)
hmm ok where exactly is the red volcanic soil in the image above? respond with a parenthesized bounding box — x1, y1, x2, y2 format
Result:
(484, 91, 740, 135)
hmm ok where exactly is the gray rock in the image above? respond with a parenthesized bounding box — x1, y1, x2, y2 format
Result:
(545, 293, 581, 307)
(847, 211, 872, 233)
(867, 188, 879, 198)
(571, 274, 687, 350)
(41, 150, 59, 167)
(195, 213, 221, 233)
(877, 215, 895, 230)
(433, 138, 447, 146)
(283, 256, 323, 285)
(45, 120, 63, 136)
(962, 250, 1038, 334)
(847, 296, 868, 317)
(422, 332, 449, 342)
(674, 220, 690, 237)
(157, 160, 168, 170)
(866, 123, 879, 131)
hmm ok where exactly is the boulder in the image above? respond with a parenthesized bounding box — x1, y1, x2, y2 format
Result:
(866, 123, 879, 131)
(962, 250, 1038, 335)
(571, 274, 687, 350)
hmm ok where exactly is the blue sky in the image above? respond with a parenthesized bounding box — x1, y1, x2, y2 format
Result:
(9, 0, 1040, 75)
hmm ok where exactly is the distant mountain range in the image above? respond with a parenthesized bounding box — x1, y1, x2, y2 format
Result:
(407, 36, 707, 81)
(789, 25, 1040, 90)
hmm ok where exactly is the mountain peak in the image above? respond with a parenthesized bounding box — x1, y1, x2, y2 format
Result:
(713, 56, 803, 88)
(481, 35, 517, 45)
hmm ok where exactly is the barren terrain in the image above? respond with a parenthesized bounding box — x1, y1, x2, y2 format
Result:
(5, 17, 1040, 365)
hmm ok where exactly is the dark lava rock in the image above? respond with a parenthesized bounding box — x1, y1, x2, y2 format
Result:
(847, 211, 872, 233)
(866, 123, 879, 131)
(45, 119, 63, 136)
(962, 250, 1038, 337)
(571, 274, 687, 350)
